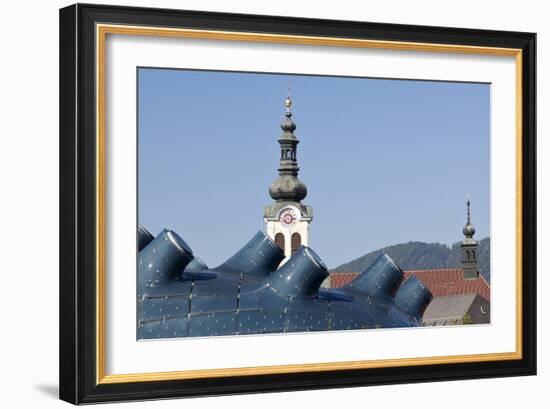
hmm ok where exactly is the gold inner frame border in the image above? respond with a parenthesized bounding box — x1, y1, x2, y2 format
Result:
(95, 23, 523, 385)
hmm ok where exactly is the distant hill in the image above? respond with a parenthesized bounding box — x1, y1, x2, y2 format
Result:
(331, 238, 490, 282)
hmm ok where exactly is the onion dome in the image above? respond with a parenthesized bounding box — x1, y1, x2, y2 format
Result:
(269, 175, 307, 202)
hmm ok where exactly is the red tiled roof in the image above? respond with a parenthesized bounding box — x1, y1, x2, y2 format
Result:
(330, 272, 360, 289)
(330, 269, 490, 301)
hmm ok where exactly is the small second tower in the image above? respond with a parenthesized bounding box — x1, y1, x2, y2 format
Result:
(461, 196, 479, 279)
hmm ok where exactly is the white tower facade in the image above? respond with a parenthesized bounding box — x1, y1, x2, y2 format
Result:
(264, 203, 312, 260)
(264, 96, 312, 262)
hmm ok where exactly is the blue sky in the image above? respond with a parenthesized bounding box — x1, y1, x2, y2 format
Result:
(138, 68, 490, 268)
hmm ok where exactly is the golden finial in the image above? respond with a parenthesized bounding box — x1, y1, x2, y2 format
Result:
(285, 83, 292, 111)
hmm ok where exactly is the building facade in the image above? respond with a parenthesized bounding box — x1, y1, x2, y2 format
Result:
(422, 293, 490, 326)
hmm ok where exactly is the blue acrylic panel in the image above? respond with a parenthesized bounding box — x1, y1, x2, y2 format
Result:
(137, 227, 433, 339)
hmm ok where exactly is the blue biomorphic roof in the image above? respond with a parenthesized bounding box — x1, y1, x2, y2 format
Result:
(137, 225, 433, 339)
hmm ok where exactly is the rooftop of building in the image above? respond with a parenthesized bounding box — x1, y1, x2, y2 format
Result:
(330, 268, 490, 302)
(422, 293, 489, 325)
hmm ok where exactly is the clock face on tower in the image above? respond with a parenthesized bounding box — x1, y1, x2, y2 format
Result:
(279, 208, 298, 226)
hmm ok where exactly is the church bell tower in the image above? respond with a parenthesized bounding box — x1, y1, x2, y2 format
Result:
(461, 195, 479, 280)
(264, 95, 313, 261)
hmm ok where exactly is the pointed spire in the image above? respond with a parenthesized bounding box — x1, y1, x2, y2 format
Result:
(466, 194, 471, 224)
(462, 194, 476, 239)
(285, 95, 292, 112)
(269, 94, 307, 202)
(285, 83, 292, 113)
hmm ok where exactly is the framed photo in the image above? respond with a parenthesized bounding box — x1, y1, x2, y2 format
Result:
(59, 3, 536, 404)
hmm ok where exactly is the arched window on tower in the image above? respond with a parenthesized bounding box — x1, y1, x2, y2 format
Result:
(291, 233, 301, 254)
(274, 233, 285, 252)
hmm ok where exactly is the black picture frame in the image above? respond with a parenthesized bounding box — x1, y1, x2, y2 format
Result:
(59, 3, 536, 404)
